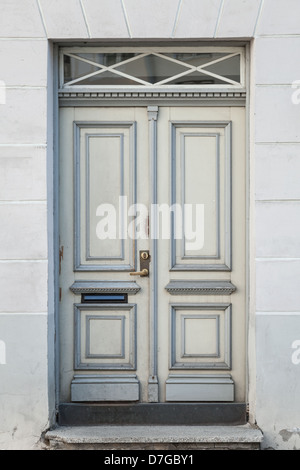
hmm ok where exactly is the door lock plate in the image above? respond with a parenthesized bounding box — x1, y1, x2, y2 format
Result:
(140, 251, 150, 273)
(130, 251, 150, 277)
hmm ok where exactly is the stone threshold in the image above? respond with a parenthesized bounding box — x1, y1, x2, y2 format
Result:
(45, 424, 263, 450)
(58, 403, 247, 426)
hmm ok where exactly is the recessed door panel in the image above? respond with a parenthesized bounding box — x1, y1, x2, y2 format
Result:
(74, 121, 137, 271)
(171, 120, 231, 270)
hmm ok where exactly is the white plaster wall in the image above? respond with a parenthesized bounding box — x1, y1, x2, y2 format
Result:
(0, 2, 49, 450)
(254, 1, 300, 449)
(0, 0, 299, 450)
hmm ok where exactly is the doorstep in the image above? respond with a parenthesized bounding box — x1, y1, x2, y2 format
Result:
(45, 424, 263, 450)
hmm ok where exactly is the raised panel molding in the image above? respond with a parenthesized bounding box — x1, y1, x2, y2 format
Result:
(170, 121, 232, 272)
(181, 314, 220, 358)
(85, 132, 125, 262)
(86, 314, 126, 359)
(74, 121, 137, 272)
(165, 280, 236, 295)
(166, 374, 234, 402)
(74, 303, 137, 370)
(170, 303, 232, 370)
(71, 374, 140, 402)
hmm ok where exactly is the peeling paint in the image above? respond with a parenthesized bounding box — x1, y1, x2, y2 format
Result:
(280, 430, 293, 442)
(279, 429, 300, 443)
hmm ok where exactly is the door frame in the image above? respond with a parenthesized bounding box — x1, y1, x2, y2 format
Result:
(49, 42, 254, 425)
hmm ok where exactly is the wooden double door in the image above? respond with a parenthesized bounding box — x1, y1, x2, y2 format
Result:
(59, 105, 246, 406)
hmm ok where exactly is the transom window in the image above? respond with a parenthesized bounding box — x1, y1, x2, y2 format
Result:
(60, 48, 245, 89)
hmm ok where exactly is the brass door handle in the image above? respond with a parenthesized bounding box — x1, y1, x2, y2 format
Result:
(130, 251, 150, 277)
(130, 269, 149, 277)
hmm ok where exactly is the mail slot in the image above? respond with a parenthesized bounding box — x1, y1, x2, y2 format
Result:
(81, 293, 128, 303)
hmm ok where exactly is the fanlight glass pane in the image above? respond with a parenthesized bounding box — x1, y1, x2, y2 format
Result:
(75, 71, 142, 86)
(76, 53, 138, 66)
(168, 71, 230, 85)
(114, 54, 189, 84)
(164, 52, 228, 67)
(64, 53, 139, 83)
(203, 55, 241, 83)
(64, 55, 100, 83)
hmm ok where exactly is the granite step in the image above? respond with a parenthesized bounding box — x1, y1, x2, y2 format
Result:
(45, 424, 263, 450)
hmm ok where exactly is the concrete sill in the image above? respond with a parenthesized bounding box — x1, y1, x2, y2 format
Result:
(45, 424, 263, 450)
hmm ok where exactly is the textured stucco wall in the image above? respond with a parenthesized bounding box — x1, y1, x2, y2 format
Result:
(0, 0, 300, 450)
